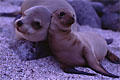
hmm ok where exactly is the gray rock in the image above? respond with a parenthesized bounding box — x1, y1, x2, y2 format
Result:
(0, 0, 23, 6)
(90, 2, 104, 17)
(113, 2, 120, 14)
(69, 0, 101, 28)
(103, 2, 120, 14)
(101, 13, 120, 31)
(101, 2, 120, 31)
(89, 1, 120, 31)
(10, 40, 52, 61)
(91, 0, 119, 5)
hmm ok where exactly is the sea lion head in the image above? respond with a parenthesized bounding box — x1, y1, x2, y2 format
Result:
(14, 6, 51, 42)
(52, 8, 75, 27)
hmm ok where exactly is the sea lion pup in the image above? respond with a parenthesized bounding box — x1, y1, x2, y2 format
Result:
(48, 9, 120, 78)
(14, 6, 52, 41)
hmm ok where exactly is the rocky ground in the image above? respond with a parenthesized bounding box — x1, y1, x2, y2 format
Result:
(0, 0, 120, 80)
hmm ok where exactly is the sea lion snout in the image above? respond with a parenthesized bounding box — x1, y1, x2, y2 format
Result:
(67, 16, 74, 25)
(15, 20, 30, 34)
(53, 9, 75, 26)
(60, 12, 75, 26)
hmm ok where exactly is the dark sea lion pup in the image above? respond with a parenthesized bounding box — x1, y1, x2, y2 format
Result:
(48, 8, 120, 78)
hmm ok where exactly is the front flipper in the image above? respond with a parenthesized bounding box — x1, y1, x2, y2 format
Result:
(106, 50, 120, 64)
(60, 64, 96, 76)
(63, 67, 96, 76)
(83, 47, 119, 78)
(0, 11, 19, 17)
(105, 38, 113, 45)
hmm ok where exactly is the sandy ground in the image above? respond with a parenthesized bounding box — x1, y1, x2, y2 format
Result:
(0, 1, 120, 80)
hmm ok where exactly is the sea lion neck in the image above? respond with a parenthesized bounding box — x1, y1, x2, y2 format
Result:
(49, 18, 72, 36)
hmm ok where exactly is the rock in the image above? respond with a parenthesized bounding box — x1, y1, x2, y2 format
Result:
(10, 39, 52, 61)
(103, 2, 120, 14)
(0, 0, 23, 6)
(113, 2, 120, 14)
(69, 0, 101, 28)
(101, 2, 120, 31)
(101, 13, 120, 31)
(89, 1, 120, 31)
(0, 0, 5, 1)
(90, 2, 104, 16)
(91, 0, 119, 5)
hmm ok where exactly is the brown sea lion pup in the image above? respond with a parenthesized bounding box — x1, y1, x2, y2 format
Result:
(48, 8, 120, 78)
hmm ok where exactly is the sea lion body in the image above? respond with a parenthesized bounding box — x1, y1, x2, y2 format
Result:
(49, 29, 107, 67)
(21, 0, 76, 15)
(78, 32, 107, 61)
(15, 0, 76, 42)
(48, 9, 120, 78)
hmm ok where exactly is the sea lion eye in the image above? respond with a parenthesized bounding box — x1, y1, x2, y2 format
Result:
(60, 12, 66, 16)
(31, 21, 42, 30)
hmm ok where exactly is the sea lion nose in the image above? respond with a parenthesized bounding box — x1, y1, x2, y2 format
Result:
(17, 20, 23, 27)
(69, 17, 75, 24)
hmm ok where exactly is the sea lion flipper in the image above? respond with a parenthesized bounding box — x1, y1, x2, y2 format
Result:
(84, 47, 119, 78)
(106, 50, 120, 64)
(105, 38, 113, 45)
(63, 67, 96, 76)
(60, 64, 96, 76)
(0, 11, 19, 17)
(33, 41, 52, 59)
(0, 12, 17, 17)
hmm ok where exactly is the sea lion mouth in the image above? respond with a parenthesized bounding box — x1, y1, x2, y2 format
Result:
(63, 17, 75, 26)
(67, 17, 75, 25)
(17, 27, 29, 34)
